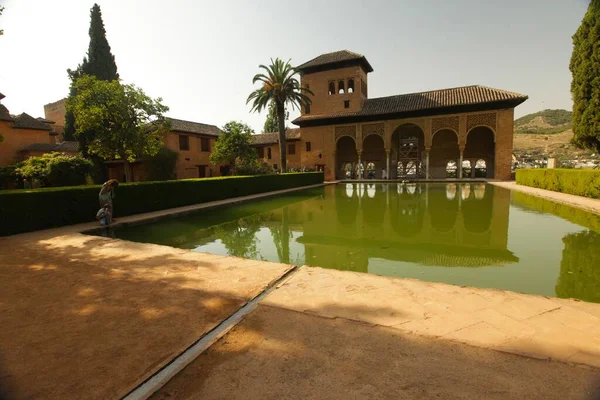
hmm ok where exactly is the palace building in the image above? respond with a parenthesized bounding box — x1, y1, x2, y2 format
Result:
(251, 50, 528, 181)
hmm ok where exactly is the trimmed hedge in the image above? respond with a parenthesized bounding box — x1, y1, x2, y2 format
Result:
(0, 172, 324, 236)
(516, 169, 600, 199)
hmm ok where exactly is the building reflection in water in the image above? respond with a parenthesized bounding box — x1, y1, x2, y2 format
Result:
(298, 183, 517, 273)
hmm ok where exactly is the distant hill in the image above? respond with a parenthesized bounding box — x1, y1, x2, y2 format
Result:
(514, 109, 572, 134)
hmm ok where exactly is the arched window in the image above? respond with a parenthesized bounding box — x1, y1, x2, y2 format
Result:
(462, 160, 472, 179)
(348, 79, 355, 93)
(406, 161, 417, 176)
(338, 80, 345, 94)
(328, 82, 335, 95)
(446, 160, 457, 178)
(475, 159, 487, 178)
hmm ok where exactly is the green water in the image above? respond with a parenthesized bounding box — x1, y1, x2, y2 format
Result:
(111, 183, 600, 303)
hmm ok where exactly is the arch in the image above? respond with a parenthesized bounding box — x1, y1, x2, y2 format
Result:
(429, 184, 458, 232)
(391, 123, 425, 179)
(390, 186, 425, 237)
(336, 183, 358, 226)
(462, 160, 472, 179)
(362, 134, 385, 179)
(345, 183, 354, 198)
(446, 160, 458, 178)
(356, 162, 365, 179)
(474, 159, 487, 178)
(367, 184, 376, 198)
(464, 126, 495, 178)
(328, 82, 335, 95)
(336, 136, 358, 179)
(463, 184, 493, 233)
(348, 79, 355, 93)
(461, 183, 471, 200)
(430, 129, 459, 179)
(338, 80, 345, 94)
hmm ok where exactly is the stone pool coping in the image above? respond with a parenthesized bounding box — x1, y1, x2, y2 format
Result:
(490, 181, 600, 215)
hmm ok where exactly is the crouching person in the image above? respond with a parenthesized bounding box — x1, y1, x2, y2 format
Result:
(96, 204, 113, 226)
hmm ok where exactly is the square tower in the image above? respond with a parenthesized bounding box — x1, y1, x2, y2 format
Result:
(296, 50, 373, 116)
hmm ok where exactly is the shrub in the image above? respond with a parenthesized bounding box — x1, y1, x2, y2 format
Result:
(46, 154, 94, 186)
(236, 158, 273, 176)
(144, 147, 179, 181)
(15, 152, 93, 187)
(516, 169, 600, 198)
(0, 172, 324, 236)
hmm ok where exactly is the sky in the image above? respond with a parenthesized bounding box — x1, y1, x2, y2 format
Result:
(0, 0, 591, 133)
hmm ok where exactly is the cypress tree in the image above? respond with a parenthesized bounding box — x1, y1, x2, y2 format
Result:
(570, 0, 600, 152)
(64, 3, 119, 143)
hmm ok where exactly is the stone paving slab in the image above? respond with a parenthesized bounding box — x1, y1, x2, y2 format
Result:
(151, 305, 600, 400)
(262, 266, 600, 368)
(490, 181, 600, 214)
(0, 233, 292, 400)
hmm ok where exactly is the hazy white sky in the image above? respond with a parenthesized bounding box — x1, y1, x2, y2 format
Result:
(0, 0, 590, 133)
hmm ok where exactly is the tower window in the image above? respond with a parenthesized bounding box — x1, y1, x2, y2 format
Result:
(306, 142, 312, 152)
(348, 79, 355, 93)
(328, 81, 335, 95)
(338, 80, 345, 94)
(344, 100, 350, 109)
(267, 147, 272, 159)
(288, 144, 296, 155)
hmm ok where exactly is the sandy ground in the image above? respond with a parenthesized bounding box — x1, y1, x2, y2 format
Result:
(152, 305, 600, 400)
(0, 234, 291, 400)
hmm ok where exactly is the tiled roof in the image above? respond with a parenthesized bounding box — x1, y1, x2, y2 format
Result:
(12, 112, 53, 131)
(21, 141, 79, 152)
(296, 50, 374, 73)
(0, 104, 12, 122)
(168, 118, 221, 137)
(250, 129, 301, 145)
(293, 85, 528, 125)
(0, 92, 5, 101)
(36, 117, 56, 124)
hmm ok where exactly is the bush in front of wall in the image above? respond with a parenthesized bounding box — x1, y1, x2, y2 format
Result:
(0, 172, 324, 236)
(516, 169, 600, 198)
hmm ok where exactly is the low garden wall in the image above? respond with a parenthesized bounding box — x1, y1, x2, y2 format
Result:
(516, 169, 600, 199)
(0, 172, 324, 236)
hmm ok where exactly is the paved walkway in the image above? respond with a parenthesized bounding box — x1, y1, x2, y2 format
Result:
(263, 267, 600, 368)
(490, 181, 600, 214)
(152, 305, 600, 400)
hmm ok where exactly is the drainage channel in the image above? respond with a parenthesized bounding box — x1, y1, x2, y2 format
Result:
(122, 265, 299, 400)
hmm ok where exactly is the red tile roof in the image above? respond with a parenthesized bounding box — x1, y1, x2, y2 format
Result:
(293, 85, 528, 125)
(296, 50, 374, 73)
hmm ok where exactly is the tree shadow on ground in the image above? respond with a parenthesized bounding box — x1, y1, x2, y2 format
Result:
(0, 233, 287, 400)
(151, 304, 600, 400)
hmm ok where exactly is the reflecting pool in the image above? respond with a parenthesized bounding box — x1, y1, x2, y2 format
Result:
(111, 183, 600, 303)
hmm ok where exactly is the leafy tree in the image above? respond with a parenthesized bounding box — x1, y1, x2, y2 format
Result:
(64, 3, 119, 143)
(556, 230, 600, 303)
(247, 58, 312, 172)
(68, 75, 170, 182)
(210, 121, 256, 175)
(263, 101, 289, 133)
(570, 0, 600, 152)
(144, 147, 179, 181)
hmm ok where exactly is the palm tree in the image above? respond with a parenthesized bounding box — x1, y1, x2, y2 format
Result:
(247, 58, 313, 172)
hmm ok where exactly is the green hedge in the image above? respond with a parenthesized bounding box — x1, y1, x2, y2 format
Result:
(516, 169, 600, 199)
(0, 172, 324, 236)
